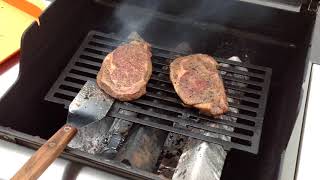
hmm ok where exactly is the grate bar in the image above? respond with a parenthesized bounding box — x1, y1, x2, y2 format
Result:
(197, 115, 256, 130)
(62, 80, 84, 89)
(49, 96, 71, 107)
(78, 58, 102, 67)
(215, 57, 270, 72)
(56, 88, 78, 97)
(72, 65, 99, 75)
(219, 66, 265, 79)
(81, 51, 106, 60)
(68, 71, 95, 82)
(86, 44, 111, 54)
(224, 83, 262, 95)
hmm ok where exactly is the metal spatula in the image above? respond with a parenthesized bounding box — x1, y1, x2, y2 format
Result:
(12, 81, 114, 180)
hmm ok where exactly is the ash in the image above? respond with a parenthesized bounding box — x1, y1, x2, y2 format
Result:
(68, 116, 113, 154)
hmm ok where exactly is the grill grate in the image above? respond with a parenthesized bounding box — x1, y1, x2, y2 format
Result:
(45, 30, 272, 154)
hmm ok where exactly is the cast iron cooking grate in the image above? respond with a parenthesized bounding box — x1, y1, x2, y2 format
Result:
(45, 30, 272, 154)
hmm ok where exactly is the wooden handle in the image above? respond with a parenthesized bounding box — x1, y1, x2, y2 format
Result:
(11, 124, 77, 180)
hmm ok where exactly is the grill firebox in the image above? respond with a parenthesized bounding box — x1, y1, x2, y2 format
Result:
(0, 0, 315, 179)
(45, 30, 272, 154)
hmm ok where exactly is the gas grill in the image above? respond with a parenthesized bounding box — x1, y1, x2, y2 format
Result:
(0, 0, 319, 179)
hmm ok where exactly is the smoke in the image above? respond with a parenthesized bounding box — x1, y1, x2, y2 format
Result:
(113, 0, 161, 37)
(109, 0, 274, 58)
(112, 0, 237, 39)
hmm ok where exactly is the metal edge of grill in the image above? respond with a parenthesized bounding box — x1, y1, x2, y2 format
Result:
(45, 30, 272, 154)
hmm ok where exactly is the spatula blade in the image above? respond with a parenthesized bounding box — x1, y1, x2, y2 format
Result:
(67, 80, 114, 128)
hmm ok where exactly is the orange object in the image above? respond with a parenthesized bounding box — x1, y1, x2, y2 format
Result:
(0, 0, 44, 65)
(4, 0, 42, 21)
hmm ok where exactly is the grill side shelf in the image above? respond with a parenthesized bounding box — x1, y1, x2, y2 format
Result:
(45, 30, 272, 154)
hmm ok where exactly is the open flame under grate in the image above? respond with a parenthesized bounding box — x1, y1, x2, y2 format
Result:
(45, 30, 272, 154)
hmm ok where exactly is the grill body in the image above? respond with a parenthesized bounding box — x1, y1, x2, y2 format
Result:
(0, 0, 316, 179)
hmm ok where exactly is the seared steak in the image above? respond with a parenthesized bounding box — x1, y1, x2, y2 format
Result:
(170, 54, 228, 116)
(97, 41, 152, 101)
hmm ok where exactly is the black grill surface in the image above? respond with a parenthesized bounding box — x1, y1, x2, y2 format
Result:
(45, 30, 272, 154)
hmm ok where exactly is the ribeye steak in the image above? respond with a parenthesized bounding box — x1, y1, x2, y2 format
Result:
(170, 54, 228, 116)
(97, 40, 152, 101)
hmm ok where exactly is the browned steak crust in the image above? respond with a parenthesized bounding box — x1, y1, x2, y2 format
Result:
(170, 54, 228, 116)
(97, 41, 152, 101)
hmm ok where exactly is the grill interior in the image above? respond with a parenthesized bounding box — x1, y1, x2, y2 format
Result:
(0, 0, 314, 179)
(45, 30, 271, 154)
